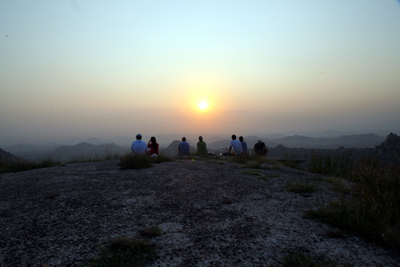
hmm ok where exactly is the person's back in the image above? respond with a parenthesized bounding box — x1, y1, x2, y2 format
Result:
(196, 138, 208, 155)
(179, 137, 190, 155)
(229, 135, 243, 155)
(131, 134, 149, 155)
(148, 136, 159, 155)
(239, 136, 247, 154)
(254, 140, 267, 155)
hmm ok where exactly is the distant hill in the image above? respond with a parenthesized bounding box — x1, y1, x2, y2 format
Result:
(269, 133, 385, 149)
(4, 144, 61, 161)
(53, 142, 128, 159)
(0, 148, 24, 164)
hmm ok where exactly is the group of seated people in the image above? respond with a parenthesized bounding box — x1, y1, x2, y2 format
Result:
(228, 134, 268, 156)
(131, 134, 268, 156)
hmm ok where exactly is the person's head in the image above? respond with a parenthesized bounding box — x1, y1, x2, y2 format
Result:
(150, 136, 157, 149)
(239, 136, 243, 142)
(257, 140, 262, 143)
(199, 136, 203, 141)
(182, 137, 186, 142)
(231, 135, 236, 140)
(136, 134, 142, 140)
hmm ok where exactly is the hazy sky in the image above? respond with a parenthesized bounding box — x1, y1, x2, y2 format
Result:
(1, 0, 400, 145)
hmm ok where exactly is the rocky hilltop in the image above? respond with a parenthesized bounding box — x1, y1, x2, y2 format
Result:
(0, 158, 399, 266)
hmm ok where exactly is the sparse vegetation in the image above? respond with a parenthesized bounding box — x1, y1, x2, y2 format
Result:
(306, 177, 350, 194)
(0, 151, 124, 173)
(0, 156, 61, 173)
(304, 158, 400, 253)
(151, 153, 174, 164)
(138, 225, 162, 238)
(258, 175, 279, 180)
(282, 150, 299, 168)
(244, 160, 261, 168)
(228, 154, 283, 171)
(89, 237, 156, 267)
(242, 169, 263, 175)
(308, 149, 353, 177)
(287, 181, 318, 193)
(119, 153, 174, 170)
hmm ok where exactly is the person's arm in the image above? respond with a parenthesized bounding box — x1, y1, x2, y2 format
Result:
(131, 143, 134, 153)
(228, 146, 232, 155)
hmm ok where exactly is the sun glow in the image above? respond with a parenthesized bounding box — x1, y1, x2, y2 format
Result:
(199, 101, 208, 110)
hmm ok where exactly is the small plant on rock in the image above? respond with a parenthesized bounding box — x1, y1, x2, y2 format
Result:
(89, 237, 156, 267)
(287, 182, 318, 193)
(120, 153, 154, 169)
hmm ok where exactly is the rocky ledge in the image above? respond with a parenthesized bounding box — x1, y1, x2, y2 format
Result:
(0, 159, 399, 266)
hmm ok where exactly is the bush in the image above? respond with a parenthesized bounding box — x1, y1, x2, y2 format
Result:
(0, 156, 61, 173)
(308, 149, 353, 177)
(305, 158, 400, 253)
(228, 154, 277, 168)
(287, 182, 318, 193)
(89, 237, 156, 267)
(120, 154, 154, 169)
(119, 153, 174, 170)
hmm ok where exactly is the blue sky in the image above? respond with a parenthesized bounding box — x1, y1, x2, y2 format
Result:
(1, 0, 400, 145)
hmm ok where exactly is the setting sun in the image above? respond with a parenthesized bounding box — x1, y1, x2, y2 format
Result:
(199, 101, 208, 110)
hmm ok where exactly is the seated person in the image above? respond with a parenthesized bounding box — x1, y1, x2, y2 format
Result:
(254, 140, 268, 156)
(228, 134, 243, 156)
(239, 136, 247, 155)
(147, 136, 159, 156)
(178, 137, 190, 155)
(131, 134, 149, 155)
(196, 136, 208, 155)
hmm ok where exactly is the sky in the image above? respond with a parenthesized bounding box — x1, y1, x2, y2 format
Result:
(1, 0, 400, 146)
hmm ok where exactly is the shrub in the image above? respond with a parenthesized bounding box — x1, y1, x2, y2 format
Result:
(89, 237, 156, 267)
(308, 150, 353, 177)
(0, 156, 61, 173)
(228, 154, 277, 168)
(305, 158, 400, 253)
(245, 160, 261, 169)
(152, 153, 174, 164)
(287, 182, 318, 193)
(282, 150, 298, 168)
(119, 153, 174, 170)
(120, 154, 153, 169)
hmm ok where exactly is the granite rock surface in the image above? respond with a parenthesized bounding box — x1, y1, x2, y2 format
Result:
(0, 158, 399, 266)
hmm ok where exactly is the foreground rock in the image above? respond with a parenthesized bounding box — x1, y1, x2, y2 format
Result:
(0, 159, 399, 266)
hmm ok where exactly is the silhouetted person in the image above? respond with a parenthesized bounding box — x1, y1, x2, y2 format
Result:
(239, 136, 247, 155)
(254, 140, 268, 156)
(131, 134, 149, 155)
(228, 134, 243, 156)
(196, 136, 208, 155)
(178, 137, 190, 155)
(148, 136, 159, 156)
